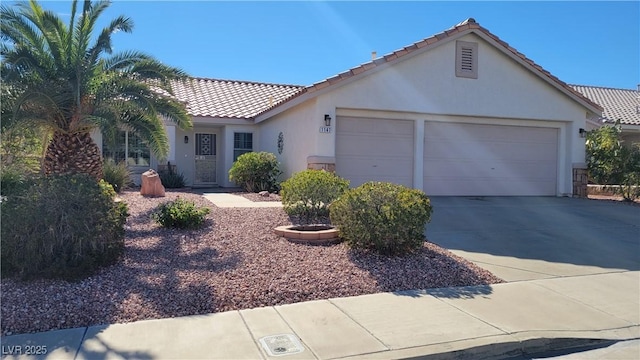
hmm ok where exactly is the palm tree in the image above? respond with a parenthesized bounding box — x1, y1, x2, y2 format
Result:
(1, 0, 192, 180)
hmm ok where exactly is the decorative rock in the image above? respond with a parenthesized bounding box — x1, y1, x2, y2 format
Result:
(259, 191, 270, 197)
(140, 169, 165, 197)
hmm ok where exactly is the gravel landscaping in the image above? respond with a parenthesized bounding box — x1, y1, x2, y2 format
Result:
(1, 190, 502, 336)
(587, 194, 640, 207)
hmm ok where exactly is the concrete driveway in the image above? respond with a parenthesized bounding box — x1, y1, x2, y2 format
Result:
(426, 197, 640, 281)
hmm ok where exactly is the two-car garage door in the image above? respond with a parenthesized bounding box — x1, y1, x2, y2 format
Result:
(423, 122, 558, 196)
(335, 116, 558, 196)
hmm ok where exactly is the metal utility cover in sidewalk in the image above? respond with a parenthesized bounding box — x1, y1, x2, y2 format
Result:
(259, 334, 305, 356)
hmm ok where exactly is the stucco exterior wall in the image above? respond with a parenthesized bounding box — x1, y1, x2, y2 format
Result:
(296, 32, 592, 196)
(258, 99, 318, 181)
(221, 124, 259, 187)
(316, 34, 588, 121)
(172, 126, 195, 185)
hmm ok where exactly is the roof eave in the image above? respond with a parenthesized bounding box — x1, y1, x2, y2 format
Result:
(258, 18, 604, 121)
(469, 29, 603, 115)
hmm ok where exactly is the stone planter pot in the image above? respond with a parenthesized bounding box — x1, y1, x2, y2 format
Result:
(274, 225, 340, 245)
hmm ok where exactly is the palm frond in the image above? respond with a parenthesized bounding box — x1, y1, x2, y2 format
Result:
(2, 0, 191, 170)
(124, 112, 169, 161)
(101, 50, 152, 71)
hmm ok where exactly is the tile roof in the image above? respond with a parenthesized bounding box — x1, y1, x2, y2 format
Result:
(254, 18, 602, 118)
(169, 77, 305, 119)
(570, 85, 640, 126)
(171, 19, 603, 121)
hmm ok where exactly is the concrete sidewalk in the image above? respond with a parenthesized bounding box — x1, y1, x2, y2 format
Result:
(201, 193, 283, 208)
(2, 271, 638, 360)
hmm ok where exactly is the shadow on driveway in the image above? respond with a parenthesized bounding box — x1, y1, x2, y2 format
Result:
(426, 196, 640, 272)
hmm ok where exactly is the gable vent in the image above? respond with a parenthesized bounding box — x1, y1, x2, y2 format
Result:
(456, 41, 478, 79)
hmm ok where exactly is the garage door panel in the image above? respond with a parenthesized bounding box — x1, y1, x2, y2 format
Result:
(424, 121, 558, 196)
(339, 116, 413, 136)
(425, 178, 557, 196)
(336, 117, 414, 188)
(424, 159, 555, 179)
(373, 120, 414, 136)
(426, 122, 557, 144)
(425, 140, 556, 161)
(341, 156, 413, 175)
(336, 135, 413, 156)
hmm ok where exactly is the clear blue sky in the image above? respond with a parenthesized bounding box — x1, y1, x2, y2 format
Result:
(27, 1, 640, 89)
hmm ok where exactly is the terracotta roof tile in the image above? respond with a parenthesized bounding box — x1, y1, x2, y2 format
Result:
(425, 36, 438, 45)
(169, 77, 304, 119)
(176, 18, 603, 121)
(352, 67, 366, 76)
(570, 85, 640, 126)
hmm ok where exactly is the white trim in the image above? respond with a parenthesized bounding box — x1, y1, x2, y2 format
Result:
(413, 120, 425, 189)
(558, 124, 568, 196)
(335, 107, 569, 196)
(621, 124, 640, 132)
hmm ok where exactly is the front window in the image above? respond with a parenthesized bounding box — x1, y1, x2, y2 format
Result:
(233, 132, 253, 161)
(103, 131, 150, 166)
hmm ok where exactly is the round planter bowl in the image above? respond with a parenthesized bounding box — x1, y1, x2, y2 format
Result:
(274, 225, 340, 245)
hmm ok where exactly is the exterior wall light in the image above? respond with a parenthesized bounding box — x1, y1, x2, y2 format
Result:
(184, 135, 189, 144)
(324, 114, 332, 127)
(579, 128, 586, 138)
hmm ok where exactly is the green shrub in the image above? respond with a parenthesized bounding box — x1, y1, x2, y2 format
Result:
(330, 182, 433, 255)
(159, 171, 186, 188)
(281, 169, 349, 224)
(1, 174, 129, 280)
(158, 163, 186, 189)
(228, 152, 281, 192)
(102, 160, 131, 193)
(152, 198, 210, 229)
(0, 165, 30, 196)
(587, 123, 640, 201)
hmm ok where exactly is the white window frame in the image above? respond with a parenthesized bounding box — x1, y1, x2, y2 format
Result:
(102, 131, 150, 167)
(233, 132, 253, 161)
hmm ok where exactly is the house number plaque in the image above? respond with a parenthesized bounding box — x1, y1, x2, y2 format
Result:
(319, 126, 331, 133)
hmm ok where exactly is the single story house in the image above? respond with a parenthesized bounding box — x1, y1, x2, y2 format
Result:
(570, 85, 640, 144)
(95, 18, 605, 197)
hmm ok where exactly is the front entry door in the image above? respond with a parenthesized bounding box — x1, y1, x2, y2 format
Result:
(194, 133, 217, 185)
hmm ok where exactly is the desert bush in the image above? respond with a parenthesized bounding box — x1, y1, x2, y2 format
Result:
(159, 171, 186, 188)
(1, 174, 129, 280)
(280, 169, 349, 224)
(0, 165, 30, 196)
(587, 123, 640, 200)
(158, 163, 186, 189)
(330, 182, 433, 255)
(152, 198, 210, 229)
(228, 151, 281, 192)
(102, 160, 131, 193)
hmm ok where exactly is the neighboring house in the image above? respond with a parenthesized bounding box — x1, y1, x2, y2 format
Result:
(95, 18, 604, 196)
(570, 85, 640, 145)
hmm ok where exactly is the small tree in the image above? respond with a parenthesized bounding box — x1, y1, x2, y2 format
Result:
(586, 123, 640, 201)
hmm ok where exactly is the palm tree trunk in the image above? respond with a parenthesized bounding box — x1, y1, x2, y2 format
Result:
(43, 131, 103, 180)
